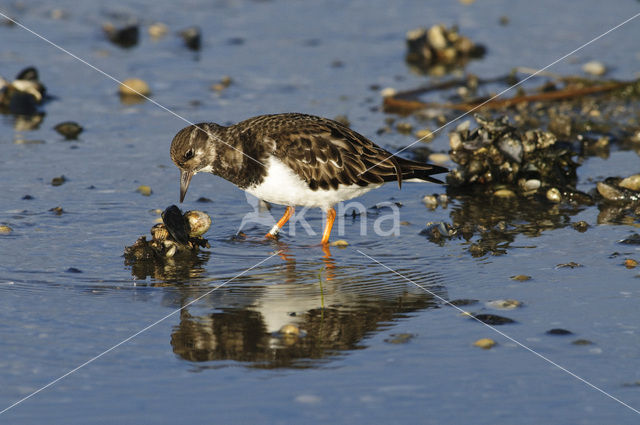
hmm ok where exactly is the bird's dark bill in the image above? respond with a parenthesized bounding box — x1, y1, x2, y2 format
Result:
(179, 170, 193, 203)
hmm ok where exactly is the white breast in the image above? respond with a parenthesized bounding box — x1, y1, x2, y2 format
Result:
(244, 157, 379, 210)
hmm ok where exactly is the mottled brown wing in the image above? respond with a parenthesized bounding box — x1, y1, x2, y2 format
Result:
(267, 117, 404, 191)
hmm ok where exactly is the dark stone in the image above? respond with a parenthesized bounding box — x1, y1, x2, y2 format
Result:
(448, 299, 479, 306)
(179, 26, 201, 50)
(619, 233, 640, 245)
(66, 267, 82, 273)
(546, 328, 573, 335)
(54, 121, 83, 139)
(104, 23, 139, 48)
(473, 314, 516, 325)
(51, 175, 66, 186)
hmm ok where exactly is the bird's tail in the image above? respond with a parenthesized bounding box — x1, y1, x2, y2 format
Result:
(397, 157, 448, 185)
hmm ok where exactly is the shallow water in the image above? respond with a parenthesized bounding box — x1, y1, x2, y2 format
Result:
(1, 0, 640, 424)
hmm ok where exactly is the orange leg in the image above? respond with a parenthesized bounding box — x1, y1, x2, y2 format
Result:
(266, 206, 295, 239)
(320, 207, 336, 245)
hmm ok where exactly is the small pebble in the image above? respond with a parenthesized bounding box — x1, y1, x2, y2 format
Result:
(54, 121, 83, 139)
(415, 128, 434, 142)
(196, 197, 213, 203)
(22, 195, 34, 200)
(51, 175, 66, 186)
(137, 185, 152, 196)
(510, 274, 531, 281)
(385, 333, 415, 344)
(428, 153, 450, 164)
(624, 259, 638, 269)
(50, 9, 66, 20)
(523, 179, 541, 191)
(498, 16, 509, 25)
(546, 328, 573, 335)
(494, 188, 516, 198)
(119, 78, 151, 97)
(546, 188, 561, 203)
(179, 26, 201, 50)
(396, 122, 413, 134)
(279, 324, 300, 336)
(582, 60, 606, 76)
(422, 194, 438, 209)
(556, 262, 582, 269)
(330, 239, 349, 248)
(211, 76, 233, 92)
(49, 206, 64, 215)
(572, 339, 594, 346)
(572, 221, 589, 232)
(103, 23, 139, 48)
(148, 22, 168, 39)
(0, 225, 13, 234)
(468, 243, 485, 257)
(473, 338, 496, 349)
(486, 299, 522, 310)
(380, 87, 397, 98)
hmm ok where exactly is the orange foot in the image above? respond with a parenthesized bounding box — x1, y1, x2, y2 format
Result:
(265, 206, 295, 240)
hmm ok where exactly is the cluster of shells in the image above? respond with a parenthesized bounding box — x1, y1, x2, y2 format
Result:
(405, 24, 486, 74)
(124, 205, 211, 264)
(446, 114, 585, 203)
(0, 67, 46, 116)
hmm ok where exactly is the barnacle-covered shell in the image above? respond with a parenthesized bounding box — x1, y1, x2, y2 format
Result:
(184, 210, 212, 237)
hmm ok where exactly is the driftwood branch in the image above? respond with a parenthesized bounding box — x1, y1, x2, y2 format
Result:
(383, 79, 636, 114)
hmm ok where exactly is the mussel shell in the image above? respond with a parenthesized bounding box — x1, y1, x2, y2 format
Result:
(162, 205, 189, 244)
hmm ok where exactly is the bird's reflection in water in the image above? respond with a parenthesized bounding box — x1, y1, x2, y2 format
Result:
(168, 247, 445, 369)
(125, 249, 211, 283)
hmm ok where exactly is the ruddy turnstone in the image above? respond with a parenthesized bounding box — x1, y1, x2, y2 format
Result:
(170, 113, 447, 244)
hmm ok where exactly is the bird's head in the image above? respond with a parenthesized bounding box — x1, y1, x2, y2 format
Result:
(170, 124, 219, 203)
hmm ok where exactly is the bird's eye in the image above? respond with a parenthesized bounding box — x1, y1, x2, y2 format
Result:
(184, 149, 194, 161)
